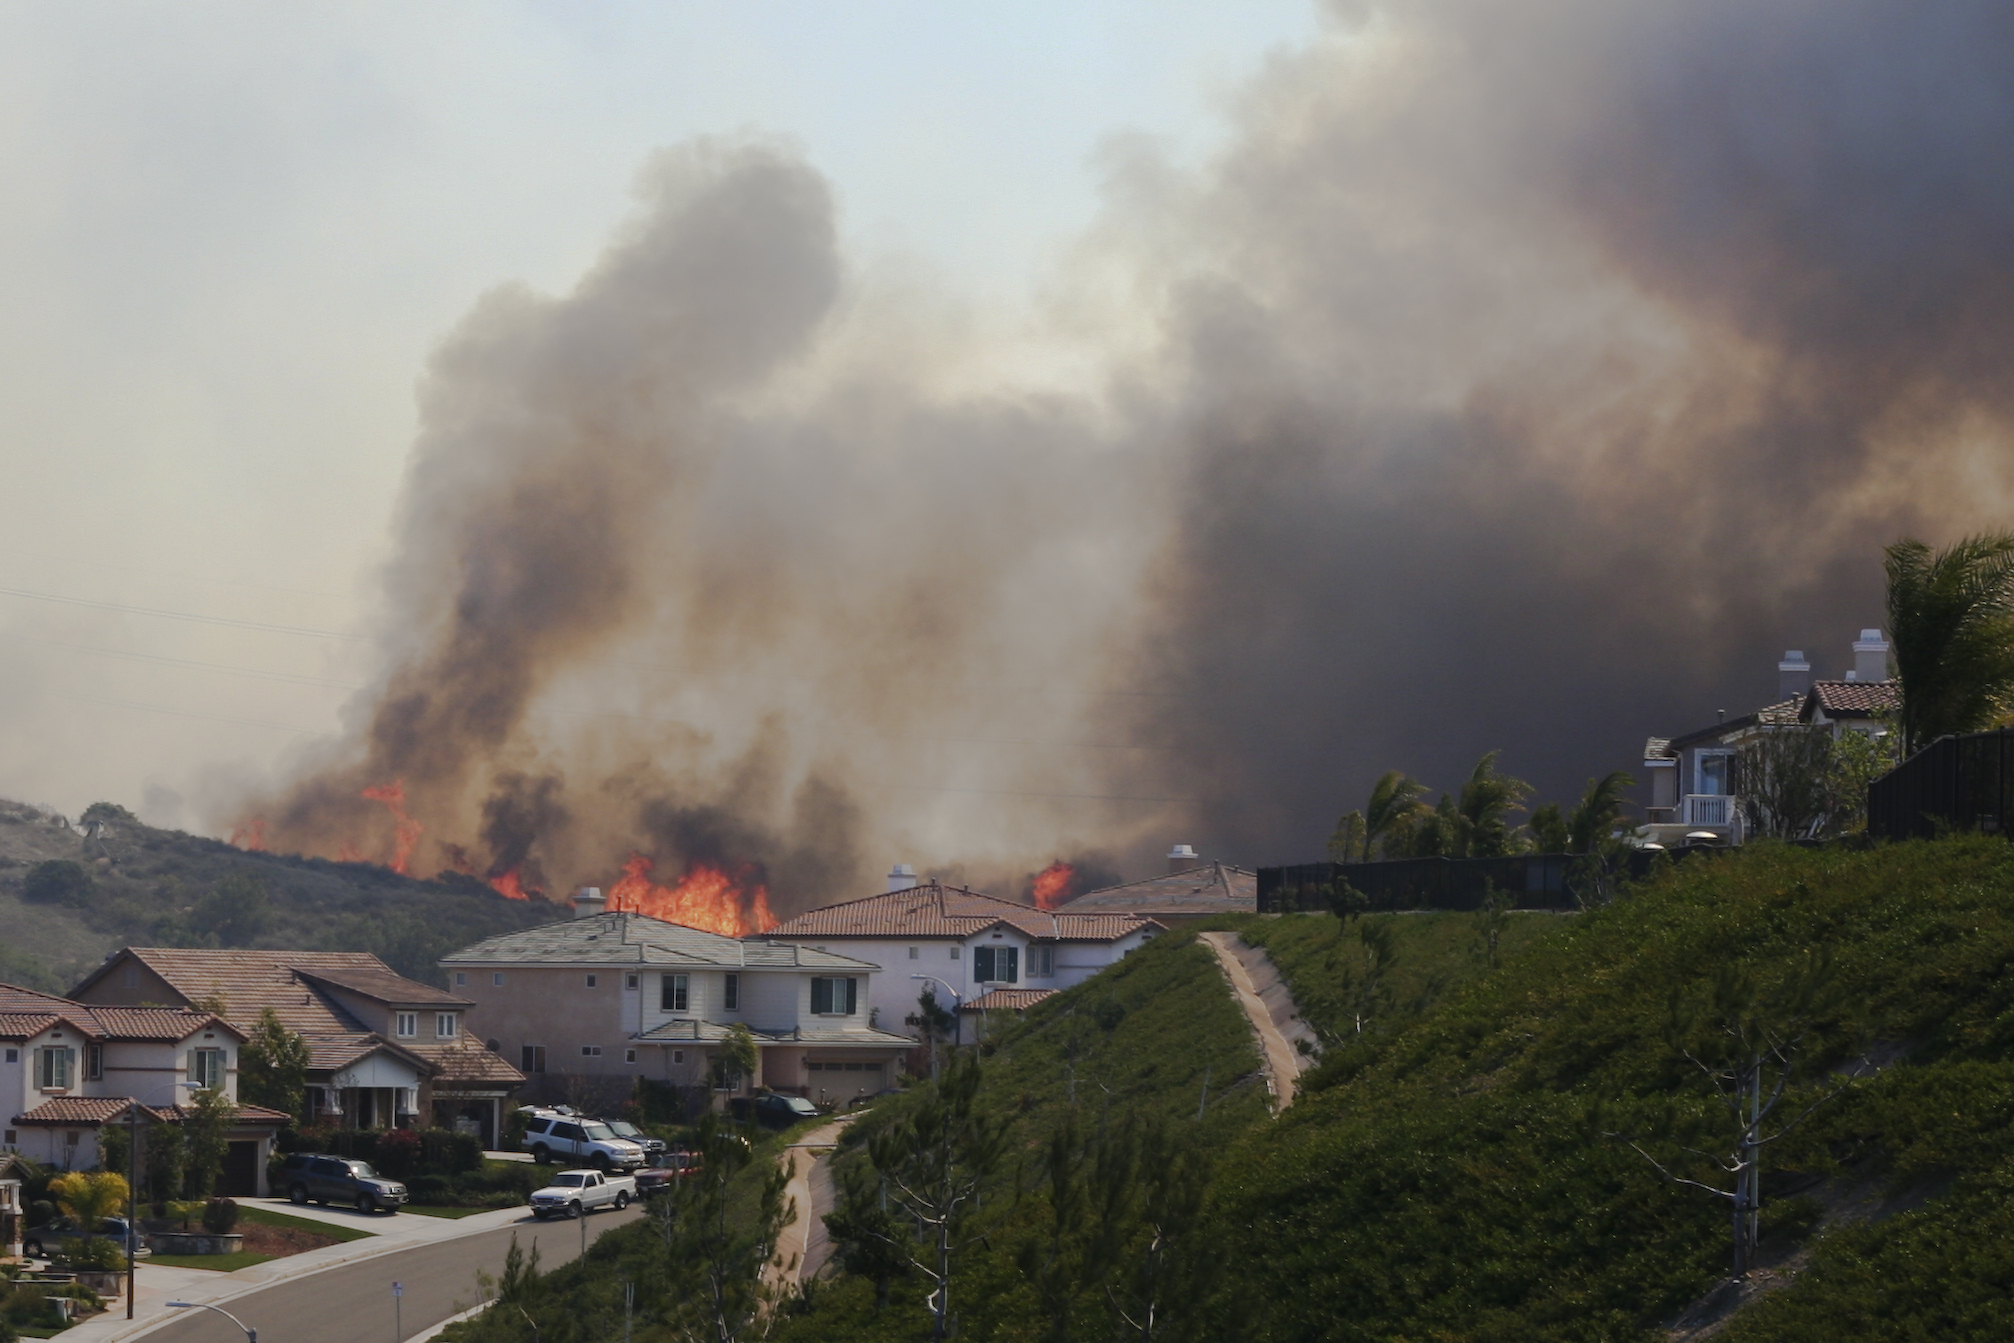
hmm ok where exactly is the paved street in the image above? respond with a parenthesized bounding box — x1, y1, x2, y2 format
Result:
(109, 1204, 644, 1343)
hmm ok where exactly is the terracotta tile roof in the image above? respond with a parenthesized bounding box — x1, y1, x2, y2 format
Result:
(17, 1098, 296, 1128)
(1644, 737, 1674, 761)
(0, 984, 77, 1014)
(408, 1041, 526, 1088)
(1667, 699, 1804, 752)
(1058, 862, 1256, 920)
(156, 1101, 293, 1127)
(632, 1019, 914, 1048)
(0, 1013, 65, 1041)
(292, 964, 469, 1008)
(444, 912, 879, 971)
(0, 986, 233, 1044)
(766, 883, 1160, 943)
(960, 988, 1056, 1013)
(1806, 679, 1901, 718)
(86, 1008, 240, 1042)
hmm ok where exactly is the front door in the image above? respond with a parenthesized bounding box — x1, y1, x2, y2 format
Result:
(218, 1142, 259, 1197)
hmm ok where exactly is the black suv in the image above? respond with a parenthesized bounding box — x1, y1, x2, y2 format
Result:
(278, 1153, 409, 1213)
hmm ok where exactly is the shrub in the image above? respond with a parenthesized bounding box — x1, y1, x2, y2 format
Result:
(201, 1198, 238, 1234)
(373, 1127, 423, 1177)
(408, 1175, 452, 1201)
(22, 860, 91, 907)
(59, 1237, 127, 1272)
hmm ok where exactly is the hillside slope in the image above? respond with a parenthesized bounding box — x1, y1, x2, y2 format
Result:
(0, 799, 561, 989)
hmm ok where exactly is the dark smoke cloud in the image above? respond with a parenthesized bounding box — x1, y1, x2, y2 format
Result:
(245, 2, 2014, 901)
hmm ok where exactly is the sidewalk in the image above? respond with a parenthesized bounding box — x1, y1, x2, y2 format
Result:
(60, 1201, 537, 1343)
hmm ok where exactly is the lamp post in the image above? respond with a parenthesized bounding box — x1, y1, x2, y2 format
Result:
(166, 1300, 256, 1343)
(909, 975, 963, 1081)
(128, 1081, 202, 1319)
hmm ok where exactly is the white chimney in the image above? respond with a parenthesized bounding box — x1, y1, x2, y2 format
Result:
(1853, 629, 1891, 682)
(1777, 650, 1811, 701)
(1166, 844, 1201, 876)
(572, 886, 606, 919)
(887, 863, 918, 894)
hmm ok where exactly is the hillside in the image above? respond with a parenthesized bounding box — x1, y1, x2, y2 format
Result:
(0, 798, 562, 990)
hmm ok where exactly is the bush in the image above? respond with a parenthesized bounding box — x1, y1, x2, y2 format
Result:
(58, 1237, 127, 1272)
(408, 1175, 452, 1201)
(373, 1127, 423, 1178)
(201, 1198, 238, 1234)
(22, 860, 91, 907)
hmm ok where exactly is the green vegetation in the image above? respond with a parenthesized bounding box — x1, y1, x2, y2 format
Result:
(1327, 755, 1636, 861)
(0, 797, 558, 987)
(146, 1251, 274, 1272)
(238, 1204, 374, 1242)
(402, 1204, 491, 1219)
(239, 1009, 312, 1120)
(1885, 532, 2014, 753)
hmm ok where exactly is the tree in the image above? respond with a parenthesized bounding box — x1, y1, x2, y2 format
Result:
(712, 1023, 759, 1094)
(1088, 1115, 1215, 1342)
(1733, 726, 1837, 840)
(181, 1086, 237, 1200)
(49, 1170, 128, 1227)
(238, 1008, 311, 1121)
(193, 874, 271, 945)
(652, 1111, 791, 1342)
(865, 1053, 1007, 1342)
(1886, 533, 2014, 754)
(144, 1120, 185, 1211)
(80, 801, 136, 827)
(1454, 751, 1533, 857)
(1360, 771, 1430, 861)
(1326, 811, 1366, 864)
(906, 988, 959, 1083)
(22, 860, 92, 907)
(1527, 802, 1570, 854)
(1566, 772, 1636, 853)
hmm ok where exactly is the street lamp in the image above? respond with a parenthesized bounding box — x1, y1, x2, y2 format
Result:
(128, 1082, 202, 1318)
(909, 975, 963, 1081)
(166, 1300, 256, 1343)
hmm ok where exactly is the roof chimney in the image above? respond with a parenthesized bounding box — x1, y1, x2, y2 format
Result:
(1777, 650, 1811, 702)
(572, 886, 606, 919)
(1166, 844, 1201, 876)
(1853, 628, 1891, 682)
(887, 863, 918, 894)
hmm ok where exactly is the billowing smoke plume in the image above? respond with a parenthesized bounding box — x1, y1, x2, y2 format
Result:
(245, 0, 2014, 903)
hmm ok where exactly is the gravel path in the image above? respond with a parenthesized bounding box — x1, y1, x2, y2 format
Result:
(1198, 931, 1317, 1110)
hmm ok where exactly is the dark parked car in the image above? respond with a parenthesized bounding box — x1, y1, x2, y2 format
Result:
(23, 1216, 149, 1260)
(604, 1120, 665, 1157)
(635, 1150, 703, 1198)
(278, 1153, 409, 1213)
(730, 1092, 821, 1130)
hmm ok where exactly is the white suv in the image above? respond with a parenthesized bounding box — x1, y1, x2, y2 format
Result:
(518, 1108, 646, 1170)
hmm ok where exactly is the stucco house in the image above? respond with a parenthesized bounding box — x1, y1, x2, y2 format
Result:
(1057, 846, 1257, 925)
(0, 981, 288, 1194)
(441, 888, 915, 1111)
(761, 872, 1162, 1040)
(69, 948, 524, 1147)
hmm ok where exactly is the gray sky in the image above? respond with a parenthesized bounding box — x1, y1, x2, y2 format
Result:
(0, 1, 1317, 830)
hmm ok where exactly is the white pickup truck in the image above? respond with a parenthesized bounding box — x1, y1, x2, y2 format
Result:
(529, 1168, 636, 1220)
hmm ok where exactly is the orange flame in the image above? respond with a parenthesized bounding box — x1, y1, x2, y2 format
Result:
(605, 852, 776, 936)
(488, 867, 534, 901)
(1032, 861, 1077, 910)
(229, 818, 268, 852)
(360, 780, 423, 875)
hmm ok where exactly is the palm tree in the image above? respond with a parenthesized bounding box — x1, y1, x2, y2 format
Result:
(1361, 771, 1430, 861)
(1456, 751, 1533, 857)
(1885, 534, 2014, 754)
(1566, 771, 1636, 853)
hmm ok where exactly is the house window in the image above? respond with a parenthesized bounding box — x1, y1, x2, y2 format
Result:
(493, 973, 504, 986)
(908, 946, 919, 959)
(522, 1045, 546, 1073)
(85, 1044, 103, 1081)
(949, 946, 960, 960)
(810, 977, 858, 1016)
(1031, 946, 1054, 977)
(625, 1049, 637, 1064)
(724, 974, 739, 1010)
(1697, 751, 1731, 795)
(123, 965, 138, 988)
(436, 1013, 459, 1039)
(625, 974, 639, 990)
(455, 972, 468, 986)
(3, 1048, 15, 1064)
(973, 946, 1019, 984)
(396, 1013, 418, 1038)
(661, 974, 689, 1012)
(188, 1048, 226, 1090)
(2, 1130, 13, 1145)
(673, 1050, 685, 1064)
(581, 1045, 603, 1058)
(586, 974, 598, 988)
(37, 1047, 73, 1091)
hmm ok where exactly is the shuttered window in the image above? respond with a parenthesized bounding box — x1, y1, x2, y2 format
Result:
(810, 977, 858, 1016)
(36, 1047, 73, 1090)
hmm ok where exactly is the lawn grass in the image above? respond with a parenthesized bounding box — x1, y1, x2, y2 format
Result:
(401, 1205, 492, 1219)
(238, 1204, 376, 1242)
(145, 1251, 275, 1272)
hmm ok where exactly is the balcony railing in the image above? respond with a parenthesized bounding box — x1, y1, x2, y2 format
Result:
(1681, 793, 1735, 827)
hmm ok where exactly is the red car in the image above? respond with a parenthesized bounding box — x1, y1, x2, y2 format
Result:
(635, 1150, 703, 1198)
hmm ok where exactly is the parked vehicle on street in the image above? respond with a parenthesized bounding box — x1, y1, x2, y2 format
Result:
(635, 1150, 703, 1199)
(23, 1216, 150, 1260)
(278, 1153, 410, 1213)
(730, 1091, 822, 1130)
(604, 1119, 665, 1157)
(518, 1109, 647, 1169)
(529, 1169, 635, 1220)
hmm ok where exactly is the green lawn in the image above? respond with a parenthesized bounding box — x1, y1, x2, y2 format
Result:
(401, 1205, 493, 1219)
(145, 1252, 275, 1272)
(239, 1204, 376, 1242)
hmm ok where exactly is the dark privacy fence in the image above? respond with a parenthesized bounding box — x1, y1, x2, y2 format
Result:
(1868, 729, 2014, 841)
(1257, 848, 1716, 915)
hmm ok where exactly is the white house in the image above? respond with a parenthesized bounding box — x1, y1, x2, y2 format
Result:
(442, 888, 916, 1109)
(761, 874, 1162, 1039)
(0, 982, 288, 1194)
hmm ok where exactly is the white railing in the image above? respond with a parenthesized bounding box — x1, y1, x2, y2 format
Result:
(1682, 794, 1735, 827)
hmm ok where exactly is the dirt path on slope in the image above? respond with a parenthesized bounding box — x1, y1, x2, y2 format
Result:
(1198, 931, 1319, 1111)
(769, 1116, 855, 1293)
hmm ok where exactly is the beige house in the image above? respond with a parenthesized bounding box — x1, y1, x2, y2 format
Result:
(70, 948, 524, 1147)
(441, 889, 914, 1111)
(0, 982, 288, 1194)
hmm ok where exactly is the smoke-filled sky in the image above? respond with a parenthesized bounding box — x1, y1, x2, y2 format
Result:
(4, 1, 2010, 911)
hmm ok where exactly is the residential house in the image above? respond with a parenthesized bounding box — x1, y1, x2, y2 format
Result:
(1056, 846, 1257, 924)
(1641, 630, 1897, 846)
(440, 887, 915, 1112)
(69, 948, 523, 1147)
(0, 981, 288, 1194)
(761, 870, 1162, 1041)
